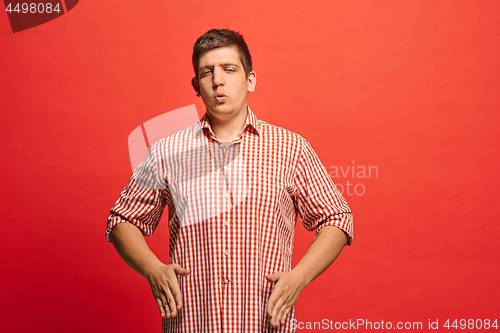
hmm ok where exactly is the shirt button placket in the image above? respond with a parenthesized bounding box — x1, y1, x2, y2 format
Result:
(220, 143, 233, 332)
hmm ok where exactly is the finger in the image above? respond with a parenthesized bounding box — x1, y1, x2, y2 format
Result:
(166, 275, 184, 310)
(271, 294, 287, 327)
(155, 288, 169, 318)
(170, 264, 189, 309)
(281, 307, 292, 325)
(162, 283, 178, 317)
(276, 299, 290, 326)
(267, 286, 281, 317)
(173, 288, 183, 310)
(266, 272, 280, 283)
(266, 272, 283, 318)
(173, 264, 191, 276)
(267, 278, 286, 316)
(155, 296, 166, 318)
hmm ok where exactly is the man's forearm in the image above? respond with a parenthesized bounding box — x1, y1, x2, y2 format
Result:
(293, 225, 349, 285)
(109, 222, 163, 277)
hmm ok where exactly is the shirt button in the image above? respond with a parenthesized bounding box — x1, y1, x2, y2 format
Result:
(223, 192, 230, 198)
(223, 250, 229, 256)
(224, 278, 230, 284)
(223, 221, 229, 226)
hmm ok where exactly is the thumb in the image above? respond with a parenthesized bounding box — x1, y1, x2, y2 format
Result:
(266, 272, 281, 283)
(174, 265, 191, 276)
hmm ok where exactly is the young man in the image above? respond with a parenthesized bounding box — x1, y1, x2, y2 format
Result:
(106, 29, 353, 333)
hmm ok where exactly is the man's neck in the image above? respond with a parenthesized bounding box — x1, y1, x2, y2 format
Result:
(206, 107, 248, 142)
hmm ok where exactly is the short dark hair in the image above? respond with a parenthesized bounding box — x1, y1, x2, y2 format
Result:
(192, 29, 253, 78)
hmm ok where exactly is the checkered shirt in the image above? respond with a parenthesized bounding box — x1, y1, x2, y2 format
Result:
(106, 108, 353, 333)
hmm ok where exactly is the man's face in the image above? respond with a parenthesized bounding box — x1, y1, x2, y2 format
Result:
(192, 46, 256, 119)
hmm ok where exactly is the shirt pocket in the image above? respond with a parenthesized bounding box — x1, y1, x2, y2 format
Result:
(249, 172, 279, 209)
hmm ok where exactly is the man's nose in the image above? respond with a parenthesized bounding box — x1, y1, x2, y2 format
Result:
(212, 68, 225, 88)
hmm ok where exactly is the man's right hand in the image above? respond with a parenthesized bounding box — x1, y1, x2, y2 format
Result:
(108, 223, 191, 318)
(144, 262, 190, 318)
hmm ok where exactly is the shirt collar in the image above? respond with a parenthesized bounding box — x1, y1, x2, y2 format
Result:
(195, 106, 262, 139)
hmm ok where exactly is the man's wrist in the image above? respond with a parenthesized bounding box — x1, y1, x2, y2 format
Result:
(142, 260, 165, 281)
(290, 266, 313, 288)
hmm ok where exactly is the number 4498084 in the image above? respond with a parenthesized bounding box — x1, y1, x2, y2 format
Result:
(444, 319, 498, 330)
(6, 3, 61, 14)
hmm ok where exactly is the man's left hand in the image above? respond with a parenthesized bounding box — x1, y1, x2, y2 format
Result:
(266, 270, 307, 327)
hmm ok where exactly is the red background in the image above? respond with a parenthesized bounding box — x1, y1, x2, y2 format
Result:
(1, 1, 499, 332)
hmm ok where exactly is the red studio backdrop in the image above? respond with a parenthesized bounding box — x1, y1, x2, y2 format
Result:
(1, 1, 499, 332)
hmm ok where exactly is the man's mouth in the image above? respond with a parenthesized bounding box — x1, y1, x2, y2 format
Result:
(215, 92, 227, 103)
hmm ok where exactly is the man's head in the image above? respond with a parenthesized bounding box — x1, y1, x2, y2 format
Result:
(191, 29, 256, 120)
(192, 29, 253, 79)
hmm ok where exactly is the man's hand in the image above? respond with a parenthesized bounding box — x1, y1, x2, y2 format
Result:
(266, 270, 307, 327)
(264, 226, 349, 327)
(144, 262, 190, 318)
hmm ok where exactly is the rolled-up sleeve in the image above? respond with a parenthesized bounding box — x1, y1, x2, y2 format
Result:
(294, 139, 353, 245)
(105, 144, 168, 242)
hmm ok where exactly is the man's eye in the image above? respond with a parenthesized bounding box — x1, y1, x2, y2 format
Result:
(226, 68, 236, 72)
(202, 70, 212, 76)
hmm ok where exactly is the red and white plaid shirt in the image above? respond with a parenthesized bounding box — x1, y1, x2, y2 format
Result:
(106, 108, 353, 333)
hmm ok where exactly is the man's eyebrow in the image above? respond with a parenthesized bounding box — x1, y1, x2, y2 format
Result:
(199, 63, 241, 70)
(220, 63, 240, 67)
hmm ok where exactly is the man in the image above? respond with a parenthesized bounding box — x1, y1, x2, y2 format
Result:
(106, 29, 353, 333)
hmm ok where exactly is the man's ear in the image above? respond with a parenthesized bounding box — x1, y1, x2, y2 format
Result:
(191, 77, 200, 96)
(247, 71, 257, 93)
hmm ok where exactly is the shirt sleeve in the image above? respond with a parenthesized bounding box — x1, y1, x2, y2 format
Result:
(294, 138, 353, 245)
(105, 144, 168, 242)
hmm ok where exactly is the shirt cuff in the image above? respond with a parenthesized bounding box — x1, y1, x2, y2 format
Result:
(105, 215, 148, 243)
(316, 212, 353, 245)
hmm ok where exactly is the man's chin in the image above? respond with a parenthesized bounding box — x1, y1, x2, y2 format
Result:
(208, 105, 234, 116)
